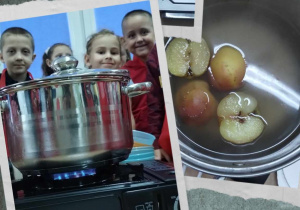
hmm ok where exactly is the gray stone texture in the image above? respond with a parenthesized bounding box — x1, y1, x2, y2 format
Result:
(0, 0, 54, 6)
(188, 188, 300, 210)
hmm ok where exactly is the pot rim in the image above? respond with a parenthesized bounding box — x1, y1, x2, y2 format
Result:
(0, 69, 130, 95)
(165, 37, 300, 177)
(180, 130, 300, 177)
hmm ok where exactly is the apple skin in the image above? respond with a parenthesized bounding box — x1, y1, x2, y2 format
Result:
(210, 46, 246, 91)
(175, 80, 217, 125)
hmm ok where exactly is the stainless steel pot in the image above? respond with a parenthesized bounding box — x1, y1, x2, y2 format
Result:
(0, 56, 152, 173)
(166, 0, 300, 177)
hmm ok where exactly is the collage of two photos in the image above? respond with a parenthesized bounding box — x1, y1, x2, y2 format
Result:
(160, 0, 300, 208)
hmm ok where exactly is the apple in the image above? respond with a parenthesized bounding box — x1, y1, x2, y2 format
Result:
(217, 92, 265, 144)
(210, 46, 246, 91)
(188, 40, 211, 77)
(166, 38, 210, 78)
(175, 80, 217, 125)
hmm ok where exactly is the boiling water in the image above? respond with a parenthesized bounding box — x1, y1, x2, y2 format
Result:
(169, 1, 300, 157)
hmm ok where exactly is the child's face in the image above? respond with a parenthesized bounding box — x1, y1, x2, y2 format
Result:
(122, 14, 155, 61)
(47, 45, 72, 67)
(0, 34, 35, 78)
(85, 35, 121, 69)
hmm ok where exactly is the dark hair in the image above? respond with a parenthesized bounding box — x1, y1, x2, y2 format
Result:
(41, 43, 72, 77)
(0, 27, 35, 51)
(121, 9, 152, 30)
(86, 29, 121, 56)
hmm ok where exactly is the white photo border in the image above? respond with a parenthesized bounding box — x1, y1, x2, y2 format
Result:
(0, 0, 189, 209)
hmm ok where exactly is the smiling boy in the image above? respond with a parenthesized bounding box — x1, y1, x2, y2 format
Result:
(0, 27, 35, 87)
(122, 10, 172, 162)
(122, 10, 155, 62)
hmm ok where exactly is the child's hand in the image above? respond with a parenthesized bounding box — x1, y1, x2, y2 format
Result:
(154, 149, 172, 162)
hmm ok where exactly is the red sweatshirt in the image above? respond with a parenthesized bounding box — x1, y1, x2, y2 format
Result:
(122, 45, 170, 153)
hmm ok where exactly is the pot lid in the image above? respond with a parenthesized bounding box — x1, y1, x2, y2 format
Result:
(0, 56, 130, 94)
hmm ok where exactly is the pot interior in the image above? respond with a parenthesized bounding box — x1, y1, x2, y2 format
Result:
(169, 0, 300, 169)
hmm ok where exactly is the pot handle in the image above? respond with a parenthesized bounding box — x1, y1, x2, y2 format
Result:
(123, 82, 152, 98)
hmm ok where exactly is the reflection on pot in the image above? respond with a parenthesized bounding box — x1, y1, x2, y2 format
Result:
(0, 67, 152, 173)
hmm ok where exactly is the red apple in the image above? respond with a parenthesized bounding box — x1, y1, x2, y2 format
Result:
(210, 46, 246, 91)
(175, 80, 217, 125)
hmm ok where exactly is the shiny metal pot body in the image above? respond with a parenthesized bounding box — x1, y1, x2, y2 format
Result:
(0, 69, 151, 173)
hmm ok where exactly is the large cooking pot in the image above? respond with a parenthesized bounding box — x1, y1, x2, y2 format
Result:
(167, 0, 300, 177)
(0, 56, 152, 174)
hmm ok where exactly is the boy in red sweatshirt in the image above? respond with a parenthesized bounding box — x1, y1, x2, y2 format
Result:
(0, 27, 36, 179)
(122, 10, 172, 161)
